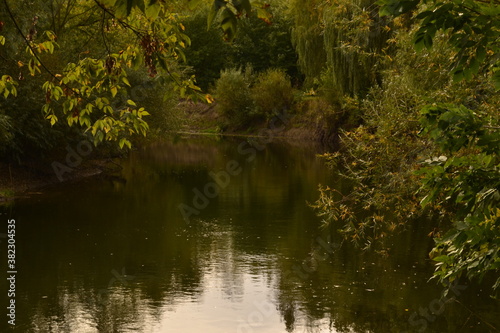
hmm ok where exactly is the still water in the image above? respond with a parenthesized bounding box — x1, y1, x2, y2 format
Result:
(1, 138, 499, 332)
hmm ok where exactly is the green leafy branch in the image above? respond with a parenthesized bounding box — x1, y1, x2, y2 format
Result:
(378, 0, 500, 89)
(205, 0, 272, 41)
(1, 0, 203, 147)
(417, 104, 500, 292)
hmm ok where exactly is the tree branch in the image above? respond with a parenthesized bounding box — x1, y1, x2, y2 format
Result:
(2, 0, 59, 81)
(92, 0, 144, 38)
(101, 9, 110, 55)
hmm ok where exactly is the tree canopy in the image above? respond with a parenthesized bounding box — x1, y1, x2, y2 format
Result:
(0, 0, 272, 149)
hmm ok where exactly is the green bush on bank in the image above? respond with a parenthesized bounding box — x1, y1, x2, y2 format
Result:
(213, 67, 255, 127)
(251, 68, 295, 117)
(214, 67, 296, 128)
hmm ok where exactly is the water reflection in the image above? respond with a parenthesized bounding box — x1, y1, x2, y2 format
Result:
(1, 138, 499, 332)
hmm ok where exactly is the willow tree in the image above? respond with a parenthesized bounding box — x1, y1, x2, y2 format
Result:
(289, 0, 391, 96)
(289, 0, 327, 86)
(322, 0, 391, 97)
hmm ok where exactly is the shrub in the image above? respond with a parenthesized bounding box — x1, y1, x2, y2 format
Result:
(214, 67, 255, 126)
(251, 68, 295, 118)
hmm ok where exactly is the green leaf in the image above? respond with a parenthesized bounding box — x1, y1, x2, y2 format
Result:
(256, 7, 272, 25)
(126, 0, 135, 16)
(188, 0, 203, 10)
(434, 255, 452, 263)
(119, 138, 132, 149)
(145, 0, 161, 20)
(476, 46, 486, 63)
(221, 8, 238, 41)
(453, 68, 464, 82)
(414, 29, 433, 52)
(469, 57, 480, 75)
(208, 0, 225, 29)
(122, 77, 131, 86)
(46, 114, 58, 126)
(110, 86, 118, 97)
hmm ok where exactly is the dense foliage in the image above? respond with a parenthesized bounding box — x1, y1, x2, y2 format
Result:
(309, 0, 500, 293)
(183, 10, 299, 91)
(419, 104, 500, 292)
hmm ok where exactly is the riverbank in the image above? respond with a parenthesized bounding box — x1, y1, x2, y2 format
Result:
(0, 100, 333, 200)
(0, 158, 122, 202)
(175, 100, 339, 146)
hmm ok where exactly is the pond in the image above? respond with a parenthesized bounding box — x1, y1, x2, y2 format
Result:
(1, 138, 499, 332)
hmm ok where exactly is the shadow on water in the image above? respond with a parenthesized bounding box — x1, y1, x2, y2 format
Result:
(0, 137, 499, 332)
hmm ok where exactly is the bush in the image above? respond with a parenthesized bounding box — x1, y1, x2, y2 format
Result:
(251, 68, 295, 118)
(214, 67, 255, 126)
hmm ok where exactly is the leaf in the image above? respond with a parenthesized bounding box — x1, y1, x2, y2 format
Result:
(434, 255, 452, 263)
(188, 0, 203, 10)
(126, 0, 135, 16)
(453, 68, 464, 82)
(221, 8, 238, 40)
(377, 0, 419, 17)
(256, 7, 272, 25)
(469, 57, 479, 75)
(208, 0, 225, 29)
(476, 46, 486, 63)
(46, 114, 58, 126)
(414, 29, 433, 52)
(110, 86, 118, 97)
(122, 76, 131, 87)
(205, 94, 215, 103)
(145, 0, 161, 20)
(119, 137, 126, 149)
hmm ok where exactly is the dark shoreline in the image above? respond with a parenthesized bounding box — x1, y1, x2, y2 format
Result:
(0, 158, 122, 202)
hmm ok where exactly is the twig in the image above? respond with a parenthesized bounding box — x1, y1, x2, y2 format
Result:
(101, 8, 110, 55)
(92, 0, 143, 38)
(454, 298, 499, 331)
